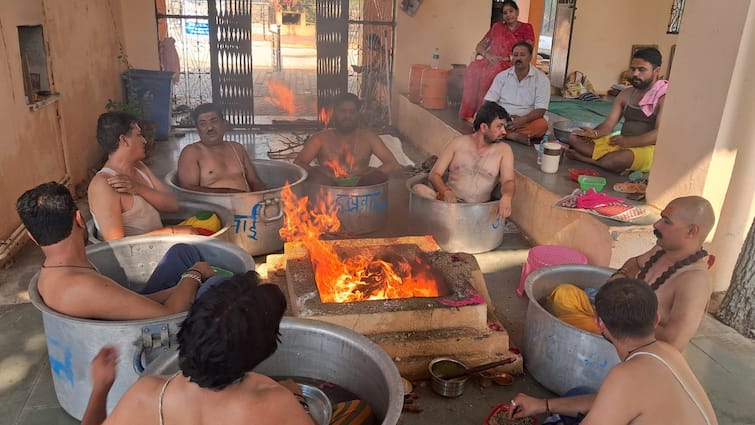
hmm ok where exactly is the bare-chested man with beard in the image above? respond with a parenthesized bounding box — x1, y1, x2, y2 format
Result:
(294, 92, 401, 186)
(178, 103, 265, 193)
(412, 101, 515, 218)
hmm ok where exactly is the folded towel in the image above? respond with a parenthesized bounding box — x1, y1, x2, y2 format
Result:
(576, 189, 625, 209)
(639, 80, 669, 117)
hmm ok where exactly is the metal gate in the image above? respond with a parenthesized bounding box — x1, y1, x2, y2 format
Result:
(316, 0, 349, 113)
(157, 0, 395, 127)
(208, 0, 255, 127)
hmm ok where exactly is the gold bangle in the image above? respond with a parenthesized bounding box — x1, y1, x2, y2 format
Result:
(593, 130, 598, 138)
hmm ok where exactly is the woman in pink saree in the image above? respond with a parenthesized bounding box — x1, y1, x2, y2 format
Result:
(459, 0, 534, 121)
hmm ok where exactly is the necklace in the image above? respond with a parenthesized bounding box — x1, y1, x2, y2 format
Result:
(625, 339, 657, 361)
(41, 264, 96, 271)
(636, 248, 708, 291)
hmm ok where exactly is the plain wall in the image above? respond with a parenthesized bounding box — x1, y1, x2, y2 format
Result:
(116, 0, 160, 70)
(567, 0, 678, 92)
(0, 0, 126, 241)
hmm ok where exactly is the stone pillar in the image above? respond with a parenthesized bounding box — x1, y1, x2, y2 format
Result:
(646, 0, 755, 290)
(706, 3, 755, 291)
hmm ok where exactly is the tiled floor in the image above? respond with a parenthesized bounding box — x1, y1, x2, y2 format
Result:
(1, 127, 753, 425)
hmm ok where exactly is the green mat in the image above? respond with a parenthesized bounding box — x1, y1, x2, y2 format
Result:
(548, 98, 618, 126)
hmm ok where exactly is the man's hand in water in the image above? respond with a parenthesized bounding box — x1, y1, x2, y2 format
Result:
(441, 188, 458, 203)
(498, 196, 512, 218)
(91, 346, 118, 392)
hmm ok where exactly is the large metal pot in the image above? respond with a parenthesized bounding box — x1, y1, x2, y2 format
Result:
(28, 235, 255, 420)
(86, 200, 235, 244)
(523, 264, 619, 395)
(307, 171, 388, 236)
(165, 160, 308, 256)
(406, 174, 504, 253)
(144, 317, 404, 425)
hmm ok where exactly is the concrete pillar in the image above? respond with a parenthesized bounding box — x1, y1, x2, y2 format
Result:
(647, 0, 755, 290)
(706, 3, 755, 291)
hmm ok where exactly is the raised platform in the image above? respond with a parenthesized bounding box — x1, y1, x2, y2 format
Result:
(396, 94, 658, 267)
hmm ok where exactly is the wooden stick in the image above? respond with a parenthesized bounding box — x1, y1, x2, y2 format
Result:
(439, 357, 516, 380)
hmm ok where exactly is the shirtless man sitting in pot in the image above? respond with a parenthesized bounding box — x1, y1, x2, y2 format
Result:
(294, 92, 401, 186)
(412, 101, 515, 218)
(177, 103, 265, 193)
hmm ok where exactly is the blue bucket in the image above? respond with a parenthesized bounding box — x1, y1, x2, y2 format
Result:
(123, 69, 173, 140)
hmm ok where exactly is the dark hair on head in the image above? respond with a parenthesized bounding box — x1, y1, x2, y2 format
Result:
(595, 278, 657, 340)
(502, 0, 519, 11)
(333, 92, 361, 110)
(473, 101, 510, 131)
(512, 40, 533, 55)
(191, 103, 226, 127)
(96, 112, 138, 153)
(177, 272, 287, 390)
(16, 182, 78, 246)
(632, 47, 662, 68)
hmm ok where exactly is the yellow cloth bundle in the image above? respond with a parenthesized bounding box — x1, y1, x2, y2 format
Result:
(548, 283, 600, 334)
(178, 211, 222, 233)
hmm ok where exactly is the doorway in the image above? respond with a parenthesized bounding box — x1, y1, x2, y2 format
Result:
(156, 0, 394, 128)
(540, 0, 576, 88)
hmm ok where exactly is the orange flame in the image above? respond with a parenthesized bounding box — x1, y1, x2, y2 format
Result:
(319, 106, 333, 127)
(321, 145, 356, 178)
(265, 80, 296, 115)
(279, 184, 444, 303)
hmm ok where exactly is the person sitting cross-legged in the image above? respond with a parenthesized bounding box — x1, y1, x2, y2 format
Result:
(483, 40, 550, 145)
(565, 47, 667, 174)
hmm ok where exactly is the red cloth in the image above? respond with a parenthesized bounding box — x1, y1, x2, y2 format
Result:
(459, 22, 534, 120)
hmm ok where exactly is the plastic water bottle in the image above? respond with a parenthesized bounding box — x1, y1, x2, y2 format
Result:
(537, 135, 548, 165)
(431, 48, 440, 69)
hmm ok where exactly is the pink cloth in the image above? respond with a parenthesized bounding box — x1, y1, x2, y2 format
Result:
(639, 80, 668, 117)
(159, 37, 181, 84)
(459, 22, 535, 120)
(576, 189, 625, 209)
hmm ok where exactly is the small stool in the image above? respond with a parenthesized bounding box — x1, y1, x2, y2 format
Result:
(517, 245, 589, 296)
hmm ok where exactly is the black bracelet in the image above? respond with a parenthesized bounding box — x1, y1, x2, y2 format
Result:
(186, 268, 204, 279)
